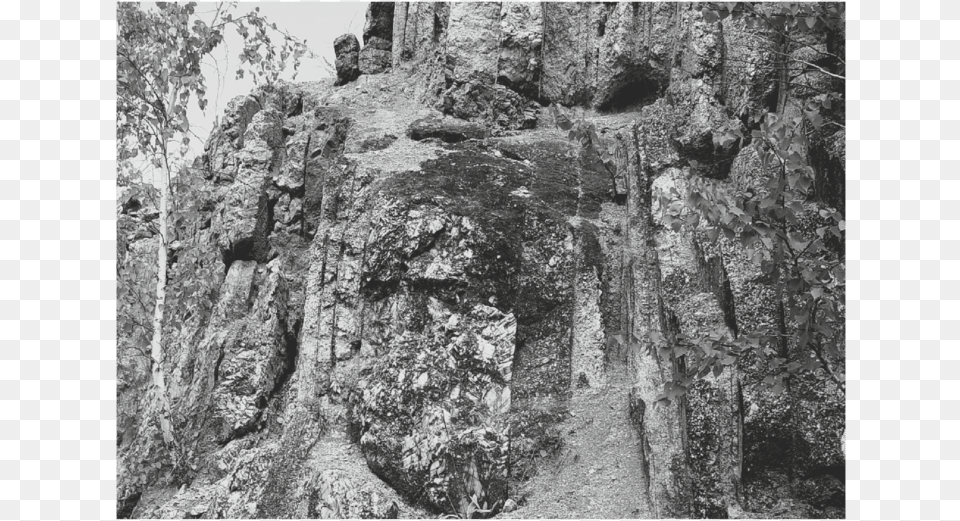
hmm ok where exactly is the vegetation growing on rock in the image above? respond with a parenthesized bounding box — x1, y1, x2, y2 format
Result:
(118, 2, 844, 519)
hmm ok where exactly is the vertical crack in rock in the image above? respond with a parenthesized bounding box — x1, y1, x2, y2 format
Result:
(328, 239, 347, 369)
(355, 226, 374, 353)
(628, 389, 652, 499)
(692, 237, 739, 338)
(299, 134, 313, 238)
(623, 121, 690, 518)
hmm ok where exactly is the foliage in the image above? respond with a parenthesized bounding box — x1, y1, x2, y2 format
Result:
(117, 1, 307, 181)
(350, 328, 517, 518)
(117, 0, 308, 366)
(116, 1, 309, 499)
(652, 2, 846, 404)
(654, 107, 845, 403)
(550, 2, 845, 404)
(697, 2, 844, 34)
(163, 163, 223, 333)
(548, 105, 621, 195)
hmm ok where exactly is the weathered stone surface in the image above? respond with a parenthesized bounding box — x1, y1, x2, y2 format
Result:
(540, 3, 674, 109)
(306, 469, 400, 518)
(407, 116, 489, 143)
(498, 3, 543, 99)
(359, 46, 393, 75)
(445, 2, 500, 83)
(392, 2, 448, 66)
(363, 3, 395, 50)
(334, 33, 361, 86)
(202, 94, 261, 179)
(120, 6, 845, 519)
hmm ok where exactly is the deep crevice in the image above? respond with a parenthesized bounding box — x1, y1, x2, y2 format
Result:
(273, 317, 301, 401)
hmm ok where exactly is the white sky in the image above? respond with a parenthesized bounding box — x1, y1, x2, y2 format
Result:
(133, 1, 370, 184)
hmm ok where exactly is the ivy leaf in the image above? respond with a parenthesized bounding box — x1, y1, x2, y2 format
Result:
(706, 227, 720, 244)
(808, 112, 823, 129)
(771, 380, 786, 395)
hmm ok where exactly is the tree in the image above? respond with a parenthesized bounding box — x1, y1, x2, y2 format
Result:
(117, 1, 307, 463)
(551, 2, 845, 403)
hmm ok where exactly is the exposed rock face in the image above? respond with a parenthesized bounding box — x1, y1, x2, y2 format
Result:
(407, 116, 489, 143)
(392, 2, 448, 66)
(334, 33, 361, 86)
(119, 3, 845, 519)
(359, 47, 393, 76)
(363, 2, 395, 48)
(498, 3, 543, 99)
(360, 4, 395, 75)
(390, 2, 678, 123)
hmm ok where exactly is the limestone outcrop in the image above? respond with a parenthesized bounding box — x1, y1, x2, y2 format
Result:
(334, 33, 361, 86)
(118, 3, 845, 519)
(359, 2, 395, 75)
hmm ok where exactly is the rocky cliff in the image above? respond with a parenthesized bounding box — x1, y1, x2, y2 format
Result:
(118, 3, 844, 518)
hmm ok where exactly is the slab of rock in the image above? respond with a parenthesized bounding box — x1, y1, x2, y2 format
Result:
(359, 3, 394, 75)
(407, 116, 489, 143)
(333, 33, 360, 86)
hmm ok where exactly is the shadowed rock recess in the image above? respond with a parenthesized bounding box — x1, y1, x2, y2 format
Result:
(118, 3, 844, 519)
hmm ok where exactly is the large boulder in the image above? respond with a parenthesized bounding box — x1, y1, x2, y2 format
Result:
(360, 3, 395, 75)
(334, 33, 361, 86)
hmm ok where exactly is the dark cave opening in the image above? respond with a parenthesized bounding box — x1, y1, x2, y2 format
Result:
(597, 76, 664, 113)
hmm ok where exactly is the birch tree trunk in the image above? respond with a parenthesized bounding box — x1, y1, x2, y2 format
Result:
(149, 161, 175, 447)
(149, 86, 180, 448)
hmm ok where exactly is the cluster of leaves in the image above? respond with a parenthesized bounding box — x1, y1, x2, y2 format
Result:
(643, 2, 847, 403)
(118, 1, 308, 176)
(653, 103, 845, 403)
(164, 164, 224, 334)
(350, 328, 513, 518)
(232, 6, 309, 84)
(696, 2, 847, 85)
(548, 105, 621, 194)
(117, 0, 310, 360)
(698, 2, 845, 33)
(116, 2, 310, 499)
